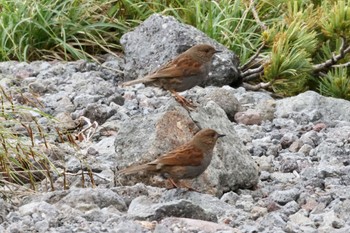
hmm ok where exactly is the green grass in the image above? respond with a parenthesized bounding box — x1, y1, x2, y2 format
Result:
(0, 86, 57, 191)
(113, 0, 266, 63)
(0, 0, 267, 64)
(0, 0, 127, 61)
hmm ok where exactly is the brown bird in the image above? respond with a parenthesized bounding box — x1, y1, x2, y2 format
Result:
(118, 128, 225, 189)
(121, 44, 220, 108)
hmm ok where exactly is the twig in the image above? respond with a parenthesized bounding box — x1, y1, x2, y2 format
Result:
(333, 61, 350, 68)
(242, 65, 264, 80)
(243, 72, 264, 82)
(75, 116, 99, 142)
(63, 167, 68, 190)
(250, 0, 267, 31)
(64, 171, 111, 182)
(313, 37, 350, 73)
(0, 179, 36, 195)
(81, 164, 85, 188)
(100, 64, 124, 74)
(88, 168, 96, 188)
(242, 81, 271, 91)
(240, 42, 265, 71)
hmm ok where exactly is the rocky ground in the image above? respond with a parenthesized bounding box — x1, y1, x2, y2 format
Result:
(1, 14, 350, 233)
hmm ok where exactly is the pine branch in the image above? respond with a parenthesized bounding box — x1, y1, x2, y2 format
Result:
(313, 37, 350, 74)
(250, 0, 267, 31)
(240, 42, 265, 71)
(242, 81, 271, 91)
(333, 61, 350, 68)
(242, 65, 264, 81)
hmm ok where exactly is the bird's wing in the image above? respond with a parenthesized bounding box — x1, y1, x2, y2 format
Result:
(149, 143, 203, 166)
(146, 55, 202, 79)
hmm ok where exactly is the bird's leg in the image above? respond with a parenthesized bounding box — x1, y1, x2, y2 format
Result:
(167, 178, 198, 192)
(170, 90, 195, 110)
(168, 178, 180, 189)
(180, 180, 198, 192)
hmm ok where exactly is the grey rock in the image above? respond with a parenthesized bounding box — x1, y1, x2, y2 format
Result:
(83, 103, 116, 125)
(0, 198, 12, 224)
(128, 196, 217, 222)
(251, 136, 274, 157)
(255, 156, 274, 172)
(82, 209, 109, 223)
(220, 191, 240, 205)
(299, 144, 313, 155)
(240, 224, 260, 233)
(270, 188, 300, 205)
(235, 195, 254, 212)
(116, 100, 259, 195)
(326, 126, 350, 141)
(189, 100, 259, 191)
(300, 130, 320, 147)
(280, 132, 298, 149)
(120, 14, 240, 86)
(285, 222, 319, 233)
(34, 220, 49, 233)
(235, 109, 262, 125)
(112, 183, 164, 207)
(310, 210, 344, 231)
(66, 157, 82, 173)
(160, 189, 237, 217)
(235, 91, 274, 109)
(272, 117, 295, 127)
(281, 201, 300, 216)
(258, 212, 287, 230)
(280, 158, 299, 173)
(276, 91, 350, 122)
(19, 201, 58, 222)
(58, 188, 127, 211)
(257, 99, 276, 122)
(202, 86, 242, 121)
(233, 124, 262, 145)
(260, 170, 271, 181)
(289, 139, 304, 152)
(286, 214, 317, 233)
(113, 220, 143, 233)
(332, 199, 350, 223)
(251, 206, 268, 220)
(7, 222, 29, 233)
(315, 140, 350, 165)
(156, 217, 237, 233)
(100, 56, 125, 82)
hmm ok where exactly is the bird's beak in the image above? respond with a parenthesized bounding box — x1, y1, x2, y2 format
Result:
(218, 134, 226, 138)
(214, 50, 222, 53)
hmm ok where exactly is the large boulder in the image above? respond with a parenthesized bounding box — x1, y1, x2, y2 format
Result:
(120, 14, 240, 86)
(276, 91, 350, 123)
(115, 95, 259, 196)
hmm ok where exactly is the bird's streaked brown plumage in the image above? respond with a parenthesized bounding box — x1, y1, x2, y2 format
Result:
(121, 44, 220, 108)
(118, 128, 225, 189)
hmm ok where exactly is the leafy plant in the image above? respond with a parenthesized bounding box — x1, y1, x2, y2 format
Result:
(0, 0, 126, 61)
(319, 67, 350, 100)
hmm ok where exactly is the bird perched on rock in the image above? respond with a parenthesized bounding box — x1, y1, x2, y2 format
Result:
(121, 44, 220, 108)
(118, 128, 225, 190)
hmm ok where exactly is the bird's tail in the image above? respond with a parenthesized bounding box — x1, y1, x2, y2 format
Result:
(118, 163, 157, 175)
(121, 77, 152, 87)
